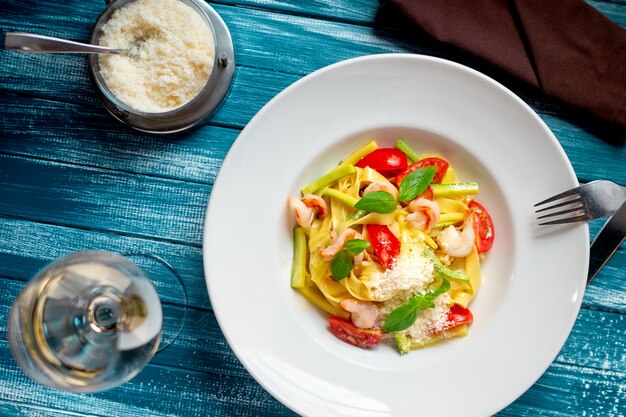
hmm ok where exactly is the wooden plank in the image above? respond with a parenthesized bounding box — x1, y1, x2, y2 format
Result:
(0, 94, 237, 185)
(0, 231, 623, 417)
(0, 61, 299, 130)
(0, 326, 624, 417)
(0, 275, 625, 417)
(0, 154, 209, 246)
(0, 341, 294, 417)
(1, 269, 624, 378)
(0, 218, 209, 310)
(0, 402, 100, 417)
(2, 1, 625, 161)
(0, 280, 248, 379)
(1, 93, 625, 189)
(0, 202, 623, 313)
(497, 362, 626, 417)
(0, 219, 623, 377)
(214, 0, 626, 28)
(557, 308, 626, 373)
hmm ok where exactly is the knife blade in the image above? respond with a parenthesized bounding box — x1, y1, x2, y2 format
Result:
(587, 199, 626, 285)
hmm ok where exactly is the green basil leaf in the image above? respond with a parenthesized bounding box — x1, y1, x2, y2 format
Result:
(409, 296, 435, 310)
(398, 166, 436, 202)
(354, 191, 397, 214)
(330, 250, 353, 280)
(345, 239, 371, 256)
(434, 277, 451, 295)
(384, 277, 450, 332)
(382, 303, 420, 332)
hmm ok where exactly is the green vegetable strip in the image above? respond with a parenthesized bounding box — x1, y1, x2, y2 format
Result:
(291, 228, 308, 288)
(423, 248, 470, 281)
(301, 164, 356, 195)
(322, 188, 358, 207)
(394, 139, 420, 163)
(435, 219, 463, 228)
(348, 209, 368, 222)
(341, 140, 378, 166)
(434, 213, 465, 228)
(431, 182, 479, 198)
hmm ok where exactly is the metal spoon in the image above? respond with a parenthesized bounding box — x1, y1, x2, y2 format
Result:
(4, 32, 129, 55)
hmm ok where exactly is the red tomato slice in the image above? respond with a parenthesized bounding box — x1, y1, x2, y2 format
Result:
(328, 316, 382, 349)
(395, 157, 449, 185)
(430, 305, 473, 334)
(468, 200, 495, 253)
(442, 304, 473, 331)
(417, 185, 434, 200)
(355, 148, 408, 177)
(365, 224, 400, 269)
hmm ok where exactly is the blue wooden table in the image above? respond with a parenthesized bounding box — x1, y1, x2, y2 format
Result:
(1, 1, 625, 416)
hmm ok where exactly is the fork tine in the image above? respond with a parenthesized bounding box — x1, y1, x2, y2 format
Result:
(534, 188, 582, 207)
(538, 213, 593, 226)
(536, 205, 587, 220)
(534, 195, 584, 213)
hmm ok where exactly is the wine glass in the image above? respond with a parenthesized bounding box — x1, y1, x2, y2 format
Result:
(7, 250, 186, 393)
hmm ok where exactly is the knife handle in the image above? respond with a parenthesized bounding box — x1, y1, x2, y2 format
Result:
(587, 200, 626, 285)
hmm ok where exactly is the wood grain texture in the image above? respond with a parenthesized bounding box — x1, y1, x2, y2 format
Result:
(0, 214, 622, 316)
(1, 92, 625, 187)
(0, 217, 624, 416)
(0, 221, 623, 377)
(0, 343, 294, 417)
(0, 213, 622, 311)
(213, 0, 625, 28)
(0, 154, 210, 245)
(0, 275, 625, 417)
(1, 1, 625, 167)
(0, 94, 237, 184)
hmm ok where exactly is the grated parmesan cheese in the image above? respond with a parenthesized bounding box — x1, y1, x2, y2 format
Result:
(404, 293, 451, 342)
(98, 0, 215, 113)
(367, 239, 455, 345)
(371, 242, 435, 301)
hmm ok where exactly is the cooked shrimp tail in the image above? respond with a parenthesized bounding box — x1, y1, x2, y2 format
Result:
(436, 213, 475, 257)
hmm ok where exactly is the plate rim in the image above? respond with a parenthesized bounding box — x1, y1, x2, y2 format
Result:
(203, 53, 589, 417)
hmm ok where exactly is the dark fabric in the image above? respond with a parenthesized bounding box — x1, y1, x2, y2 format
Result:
(384, 0, 626, 131)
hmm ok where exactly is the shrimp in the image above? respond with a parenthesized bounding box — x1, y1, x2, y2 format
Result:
(436, 214, 476, 258)
(363, 182, 398, 200)
(320, 228, 360, 259)
(288, 194, 328, 228)
(340, 299, 380, 329)
(301, 194, 328, 218)
(406, 198, 440, 231)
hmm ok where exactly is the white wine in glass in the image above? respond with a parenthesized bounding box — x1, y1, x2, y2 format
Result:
(8, 251, 163, 392)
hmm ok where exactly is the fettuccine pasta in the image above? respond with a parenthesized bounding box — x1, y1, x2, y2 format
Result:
(288, 140, 494, 353)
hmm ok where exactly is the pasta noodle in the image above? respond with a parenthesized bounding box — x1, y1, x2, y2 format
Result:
(289, 140, 494, 353)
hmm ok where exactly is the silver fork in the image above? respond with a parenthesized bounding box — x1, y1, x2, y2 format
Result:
(534, 180, 626, 225)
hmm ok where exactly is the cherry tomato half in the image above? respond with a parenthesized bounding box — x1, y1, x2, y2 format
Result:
(395, 157, 449, 185)
(355, 148, 408, 177)
(417, 185, 434, 200)
(365, 224, 400, 269)
(468, 200, 495, 254)
(440, 304, 473, 332)
(328, 316, 382, 349)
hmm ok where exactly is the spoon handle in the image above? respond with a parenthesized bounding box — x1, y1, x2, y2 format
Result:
(4, 32, 125, 54)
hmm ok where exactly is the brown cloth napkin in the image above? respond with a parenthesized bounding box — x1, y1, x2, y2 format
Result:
(383, 0, 626, 131)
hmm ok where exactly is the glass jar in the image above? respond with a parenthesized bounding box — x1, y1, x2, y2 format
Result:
(88, 0, 235, 134)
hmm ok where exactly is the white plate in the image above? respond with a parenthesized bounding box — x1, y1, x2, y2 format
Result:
(203, 54, 588, 417)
